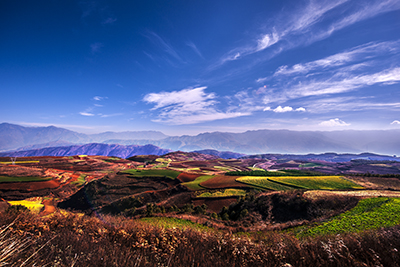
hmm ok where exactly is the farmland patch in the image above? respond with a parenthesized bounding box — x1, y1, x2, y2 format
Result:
(121, 169, 181, 180)
(301, 197, 400, 236)
(236, 176, 295, 191)
(196, 189, 246, 198)
(268, 176, 364, 190)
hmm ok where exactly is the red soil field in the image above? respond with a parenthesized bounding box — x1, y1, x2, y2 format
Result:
(0, 180, 60, 191)
(192, 197, 238, 213)
(176, 173, 201, 182)
(200, 175, 253, 189)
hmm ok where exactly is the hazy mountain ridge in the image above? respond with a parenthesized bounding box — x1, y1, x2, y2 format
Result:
(0, 123, 168, 151)
(0, 143, 172, 158)
(1, 123, 400, 155)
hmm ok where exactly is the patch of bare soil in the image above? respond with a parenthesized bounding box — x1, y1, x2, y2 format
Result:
(192, 197, 238, 213)
(176, 172, 201, 182)
(200, 175, 252, 189)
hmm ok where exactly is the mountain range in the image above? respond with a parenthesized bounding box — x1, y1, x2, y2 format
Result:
(1, 122, 400, 155)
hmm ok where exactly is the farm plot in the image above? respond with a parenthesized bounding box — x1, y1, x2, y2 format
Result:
(0, 176, 52, 183)
(236, 176, 295, 191)
(121, 169, 181, 180)
(196, 189, 247, 198)
(268, 176, 364, 190)
(200, 175, 254, 189)
(302, 197, 400, 236)
(8, 198, 44, 213)
(182, 175, 214, 190)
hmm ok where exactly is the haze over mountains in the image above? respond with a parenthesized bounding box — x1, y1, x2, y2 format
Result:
(1, 123, 400, 156)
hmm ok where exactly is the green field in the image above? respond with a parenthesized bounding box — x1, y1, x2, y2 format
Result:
(0, 176, 52, 183)
(236, 176, 295, 191)
(301, 197, 400, 236)
(121, 169, 181, 179)
(267, 176, 364, 190)
(71, 174, 87, 187)
(196, 189, 247, 198)
(138, 217, 212, 231)
(182, 175, 214, 190)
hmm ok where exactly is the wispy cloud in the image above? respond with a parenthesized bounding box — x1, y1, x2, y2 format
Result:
(99, 113, 123, 118)
(186, 41, 204, 58)
(145, 31, 184, 63)
(391, 120, 400, 125)
(79, 112, 95, 117)
(214, 0, 400, 68)
(319, 118, 350, 127)
(273, 40, 400, 76)
(283, 67, 400, 100)
(93, 96, 107, 101)
(143, 87, 249, 125)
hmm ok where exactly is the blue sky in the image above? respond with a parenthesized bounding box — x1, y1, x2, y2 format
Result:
(1, 0, 400, 135)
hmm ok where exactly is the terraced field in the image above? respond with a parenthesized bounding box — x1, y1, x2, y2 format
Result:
(196, 189, 247, 198)
(0, 176, 52, 183)
(236, 176, 295, 190)
(301, 197, 400, 236)
(121, 169, 181, 179)
(268, 176, 364, 190)
(182, 175, 214, 190)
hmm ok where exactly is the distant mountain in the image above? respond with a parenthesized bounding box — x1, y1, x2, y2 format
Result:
(241, 152, 400, 162)
(0, 123, 87, 151)
(1, 123, 400, 155)
(0, 123, 168, 151)
(192, 149, 246, 159)
(0, 143, 172, 158)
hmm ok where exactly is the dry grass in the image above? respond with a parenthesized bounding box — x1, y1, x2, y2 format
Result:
(1, 208, 400, 266)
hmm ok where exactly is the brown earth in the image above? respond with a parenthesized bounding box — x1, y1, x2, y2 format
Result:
(200, 175, 253, 189)
(176, 172, 201, 182)
(192, 197, 238, 213)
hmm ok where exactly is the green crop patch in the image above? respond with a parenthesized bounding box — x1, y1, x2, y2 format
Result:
(71, 174, 87, 187)
(121, 169, 181, 179)
(182, 175, 214, 190)
(0, 176, 52, 183)
(236, 176, 295, 191)
(301, 197, 400, 236)
(196, 189, 247, 198)
(267, 176, 364, 190)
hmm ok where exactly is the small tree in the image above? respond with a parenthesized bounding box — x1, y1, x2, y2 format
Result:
(10, 157, 17, 165)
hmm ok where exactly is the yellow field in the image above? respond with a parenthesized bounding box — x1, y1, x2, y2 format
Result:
(8, 198, 44, 213)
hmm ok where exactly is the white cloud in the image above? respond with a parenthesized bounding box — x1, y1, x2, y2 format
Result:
(274, 106, 293, 113)
(256, 32, 280, 51)
(143, 87, 249, 125)
(93, 96, 107, 101)
(391, 120, 400, 125)
(79, 112, 95, 116)
(264, 106, 306, 113)
(319, 118, 350, 127)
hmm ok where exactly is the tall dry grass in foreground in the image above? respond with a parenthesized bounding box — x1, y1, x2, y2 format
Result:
(1, 209, 400, 266)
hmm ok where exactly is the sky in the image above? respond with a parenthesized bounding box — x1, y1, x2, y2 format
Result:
(1, 0, 400, 135)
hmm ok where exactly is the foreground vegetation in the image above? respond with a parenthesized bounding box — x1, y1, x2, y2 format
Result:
(1, 208, 400, 266)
